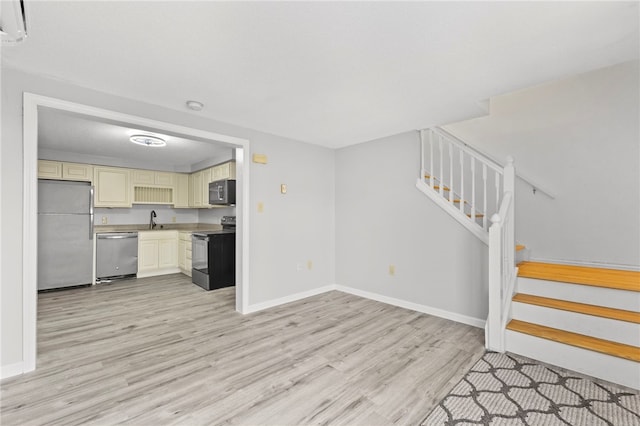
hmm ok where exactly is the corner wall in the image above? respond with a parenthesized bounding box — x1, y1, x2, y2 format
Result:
(445, 61, 640, 269)
(335, 131, 488, 324)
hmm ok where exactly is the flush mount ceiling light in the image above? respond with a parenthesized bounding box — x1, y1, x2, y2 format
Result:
(129, 134, 166, 147)
(186, 100, 204, 111)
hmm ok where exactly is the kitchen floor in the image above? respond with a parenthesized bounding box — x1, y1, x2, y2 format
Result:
(1, 275, 485, 425)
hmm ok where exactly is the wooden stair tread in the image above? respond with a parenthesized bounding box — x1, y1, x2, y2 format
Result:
(506, 319, 640, 362)
(517, 261, 640, 292)
(513, 293, 640, 324)
(516, 244, 526, 252)
(432, 185, 450, 191)
(466, 213, 484, 218)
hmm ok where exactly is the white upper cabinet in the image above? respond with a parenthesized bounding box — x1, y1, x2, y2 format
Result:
(132, 170, 175, 187)
(38, 160, 93, 182)
(174, 173, 190, 208)
(62, 162, 93, 182)
(93, 166, 131, 207)
(38, 160, 63, 179)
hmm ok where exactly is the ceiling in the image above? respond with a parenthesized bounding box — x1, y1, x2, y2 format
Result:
(4, 1, 639, 148)
(38, 107, 232, 172)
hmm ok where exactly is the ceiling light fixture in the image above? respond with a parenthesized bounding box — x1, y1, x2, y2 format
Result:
(186, 100, 204, 111)
(130, 134, 166, 147)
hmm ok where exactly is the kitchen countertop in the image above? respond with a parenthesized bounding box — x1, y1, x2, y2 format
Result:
(94, 223, 223, 233)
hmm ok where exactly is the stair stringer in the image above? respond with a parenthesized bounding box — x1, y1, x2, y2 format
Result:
(415, 178, 488, 245)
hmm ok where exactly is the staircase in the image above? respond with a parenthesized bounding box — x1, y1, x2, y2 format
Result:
(506, 262, 640, 389)
(417, 127, 640, 390)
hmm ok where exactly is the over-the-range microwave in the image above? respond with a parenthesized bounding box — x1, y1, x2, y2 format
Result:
(209, 179, 236, 206)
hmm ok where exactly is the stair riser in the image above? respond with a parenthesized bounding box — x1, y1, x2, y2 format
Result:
(512, 302, 640, 346)
(505, 330, 640, 390)
(517, 277, 640, 311)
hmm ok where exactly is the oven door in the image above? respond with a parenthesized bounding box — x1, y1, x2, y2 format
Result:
(191, 234, 210, 289)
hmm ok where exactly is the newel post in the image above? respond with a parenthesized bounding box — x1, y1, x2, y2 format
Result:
(487, 213, 504, 351)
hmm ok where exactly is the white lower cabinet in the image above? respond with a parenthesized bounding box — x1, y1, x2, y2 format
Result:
(178, 231, 192, 277)
(137, 231, 179, 277)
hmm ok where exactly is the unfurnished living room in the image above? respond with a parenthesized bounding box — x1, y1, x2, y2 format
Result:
(1, 2, 639, 425)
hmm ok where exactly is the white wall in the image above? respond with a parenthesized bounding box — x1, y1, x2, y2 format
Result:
(445, 61, 640, 268)
(335, 131, 488, 322)
(0, 66, 336, 371)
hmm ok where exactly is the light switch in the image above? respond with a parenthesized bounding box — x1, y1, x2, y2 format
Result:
(253, 153, 268, 164)
(281, 184, 287, 194)
(389, 265, 395, 276)
(101, 216, 108, 224)
(307, 260, 313, 270)
(258, 202, 264, 213)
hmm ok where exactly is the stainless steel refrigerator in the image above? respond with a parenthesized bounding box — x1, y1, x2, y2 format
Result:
(38, 179, 94, 290)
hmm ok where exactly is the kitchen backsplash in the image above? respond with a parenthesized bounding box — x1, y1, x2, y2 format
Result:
(95, 204, 236, 225)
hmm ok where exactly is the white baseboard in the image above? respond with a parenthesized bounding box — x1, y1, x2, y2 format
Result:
(334, 284, 486, 328)
(136, 268, 182, 279)
(529, 257, 640, 272)
(243, 285, 337, 314)
(1, 362, 24, 380)
(244, 283, 486, 329)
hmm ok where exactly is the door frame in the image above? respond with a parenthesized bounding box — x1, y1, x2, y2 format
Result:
(22, 93, 251, 373)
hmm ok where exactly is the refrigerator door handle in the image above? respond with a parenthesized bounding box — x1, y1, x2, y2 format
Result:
(89, 186, 95, 240)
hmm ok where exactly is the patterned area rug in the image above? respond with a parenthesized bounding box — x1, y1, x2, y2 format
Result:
(422, 352, 640, 425)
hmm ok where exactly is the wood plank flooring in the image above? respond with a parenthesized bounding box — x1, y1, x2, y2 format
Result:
(1, 274, 485, 425)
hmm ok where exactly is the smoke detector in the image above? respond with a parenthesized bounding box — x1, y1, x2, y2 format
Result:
(186, 100, 204, 111)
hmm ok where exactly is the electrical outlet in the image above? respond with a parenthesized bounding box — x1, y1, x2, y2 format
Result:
(172, 216, 176, 223)
(101, 216, 108, 225)
(389, 265, 395, 276)
(307, 260, 313, 270)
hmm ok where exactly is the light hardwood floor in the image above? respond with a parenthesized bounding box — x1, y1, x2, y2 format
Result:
(1, 274, 485, 425)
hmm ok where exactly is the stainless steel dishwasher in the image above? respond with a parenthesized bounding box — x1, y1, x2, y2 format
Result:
(96, 232, 138, 282)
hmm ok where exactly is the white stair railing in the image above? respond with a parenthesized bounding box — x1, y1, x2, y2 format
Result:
(417, 127, 505, 244)
(416, 126, 517, 352)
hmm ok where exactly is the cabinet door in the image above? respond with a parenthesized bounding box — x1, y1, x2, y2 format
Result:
(178, 239, 186, 269)
(174, 174, 189, 208)
(62, 163, 93, 182)
(131, 170, 154, 185)
(202, 168, 212, 207)
(192, 171, 203, 207)
(138, 239, 159, 272)
(155, 172, 175, 186)
(158, 238, 178, 268)
(94, 167, 131, 207)
(38, 160, 62, 179)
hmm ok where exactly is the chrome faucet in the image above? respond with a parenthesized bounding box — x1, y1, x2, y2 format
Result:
(150, 210, 157, 230)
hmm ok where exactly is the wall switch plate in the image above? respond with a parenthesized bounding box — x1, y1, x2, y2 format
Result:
(172, 216, 176, 223)
(101, 216, 108, 224)
(258, 202, 264, 213)
(389, 265, 395, 276)
(281, 184, 287, 194)
(307, 260, 313, 270)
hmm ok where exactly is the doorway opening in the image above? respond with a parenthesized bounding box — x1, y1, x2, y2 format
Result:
(22, 93, 251, 374)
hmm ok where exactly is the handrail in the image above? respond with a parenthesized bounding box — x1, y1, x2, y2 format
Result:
(434, 127, 556, 199)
